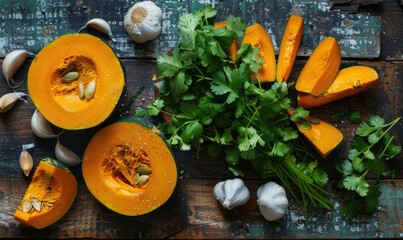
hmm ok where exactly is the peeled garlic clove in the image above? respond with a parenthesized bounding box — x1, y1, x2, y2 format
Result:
(0, 92, 28, 113)
(213, 178, 250, 210)
(257, 181, 289, 221)
(2, 50, 34, 88)
(78, 18, 115, 41)
(31, 109, 57, 138)
(55, 139, 81, 167)
(19, 143, 35, 177)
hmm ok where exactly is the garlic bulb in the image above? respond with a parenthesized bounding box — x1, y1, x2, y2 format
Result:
(256, 181, 289, 221)
(0, 92, 28, 113)
(78, 18, 115, 41)
(124, 1, 162, 43)
(2, 50, 34, 88)
(213, 178, 250, 210)
(55, 138, 81, 167)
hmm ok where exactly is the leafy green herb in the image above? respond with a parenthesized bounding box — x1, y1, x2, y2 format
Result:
(336, 115, 401, 219)
(146, 4, 333, 213)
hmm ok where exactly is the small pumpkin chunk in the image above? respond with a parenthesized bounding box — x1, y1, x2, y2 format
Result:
(82, 117, 178, 216)
(295, 37, 341, 96)
(288, 109, 343, 158)
(298, 66, 379, 109)
(276, 15, 304, 82)
(14, 158, 77, 229)
(241, 23, 276, 82)
(214, 21, 239, 61)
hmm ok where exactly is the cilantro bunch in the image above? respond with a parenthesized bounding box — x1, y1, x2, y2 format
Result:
(147, 5, 332, 212)
(336, 115, 401, 219)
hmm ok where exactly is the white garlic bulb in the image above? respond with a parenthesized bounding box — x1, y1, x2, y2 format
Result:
(124, 1, 162, 43)
(257, 181, 289, 221)
(213, 178, 250, 210)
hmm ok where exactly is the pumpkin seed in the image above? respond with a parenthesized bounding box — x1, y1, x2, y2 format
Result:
(137, 175, 149, 187)
(84, 80, 96, 99)
(61, 71, 79, 83)
(22, 199, 32, 213)
(136, 165, 151, 175)
(46, 199, 57, 203)
(61, 65, 77, 77)
(31, 197, 42, 212)
(78, 81, 85, 100)
(310, 117, 320, 125)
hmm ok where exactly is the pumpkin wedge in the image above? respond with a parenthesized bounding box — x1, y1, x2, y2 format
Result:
(214, 21, 239, 61)
(82, 116, 178, 216)
(28, 33, 125, 130)
(276, 15, 304, 82)
(288, 109, 343, 158)
(14, 158, 77, 229)
(295, 37, 341, 96)
(242, 23, 276, 82)
(298, 66, 379, 109)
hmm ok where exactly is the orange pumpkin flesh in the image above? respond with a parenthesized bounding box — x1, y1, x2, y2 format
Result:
(288, 109, 343, 158)
(295, 37, 341, 96)
(82, 117, 178, 216)
(276, 15, 304, 82)
(242, 23, 276, 82)
(298, 66, 379, 109)
(214, 21, 239, 61)
(28, 33, 125, 130)
(14, 158, 77, 229)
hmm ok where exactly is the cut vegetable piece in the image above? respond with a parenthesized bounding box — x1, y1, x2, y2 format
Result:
(295, 37, 341, 96)
(241, 23, 276, 82)
(288, 109, 343, 158)
(298, 66, 379, 108)
(276, 15, 304, 82)
(14, 158, 77, 229)
(82, 116, 178, 216)
(214, 21, 239, 61)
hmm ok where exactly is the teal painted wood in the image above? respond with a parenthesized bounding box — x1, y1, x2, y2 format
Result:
(0, 0, 380, 58)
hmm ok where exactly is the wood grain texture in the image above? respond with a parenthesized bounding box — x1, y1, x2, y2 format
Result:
(0, 0, 381, 58)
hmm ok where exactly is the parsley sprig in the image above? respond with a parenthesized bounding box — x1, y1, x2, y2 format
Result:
(336, 115, 401, 219)
(147, 5, 333, 212)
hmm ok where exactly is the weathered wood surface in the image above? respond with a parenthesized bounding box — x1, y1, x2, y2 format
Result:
(0, 0, 403, 239)
(0, 0, 382, 58)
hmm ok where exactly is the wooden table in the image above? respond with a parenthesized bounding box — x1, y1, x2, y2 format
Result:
(0, 0, 402, 238)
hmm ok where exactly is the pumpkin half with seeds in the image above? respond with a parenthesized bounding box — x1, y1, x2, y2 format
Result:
(27, 33, 125, 130)
(82, 116, 178, 216)
(14, 158, 78, 229)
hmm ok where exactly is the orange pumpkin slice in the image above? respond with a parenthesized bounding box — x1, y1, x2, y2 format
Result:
(298, 66, 379, 108)
(82, 116, 178, 216)
(276, 15, 304, 82)
(214, 21, 239, 61)
(242, 23, 276, 82)
(14, 158, 77, 229)
(295, 37, 341, 96)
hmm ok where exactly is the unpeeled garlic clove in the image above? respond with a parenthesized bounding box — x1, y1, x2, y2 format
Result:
(78, 18, 115, 41)
(0, 92, 28, 113)
(31, 109, 58, 138)
(55, 138, 81, 167)
(2, 50, 34, 88)
(19, 143, 35, 177)
(213, 178, 250, 210)
(257, 181, 289, 221)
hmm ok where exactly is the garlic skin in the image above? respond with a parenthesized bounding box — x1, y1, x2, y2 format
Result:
(78, 18, 115, 41)
(124, 1, 163, 43)
(2, 50, 33, 88)
(0, 92, 28, 113)
(213, 178, 250, 210)
(31, 109, 58, 138)
(257, 181, 289, 221)
(55, 139, 81, 167)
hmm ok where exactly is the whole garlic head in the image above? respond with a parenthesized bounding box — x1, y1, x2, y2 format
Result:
(213, 178, 250, 210)
(124, 1, 162, 43)
(257, 181, 289, 221)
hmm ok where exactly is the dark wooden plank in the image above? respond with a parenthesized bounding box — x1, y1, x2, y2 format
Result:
(0, 178, 401, 238)
(0, 0, 381, 58)
(379, 1, 403, 60)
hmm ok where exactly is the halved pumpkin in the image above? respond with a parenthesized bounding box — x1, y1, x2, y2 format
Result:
(242, 23, 276, 82)
(288, 109, 343, 158)
(28, 33, 125, 130)
(298, 66, 379, 109)
(14, 158, 77, 229)
(82, 116, 178, 216)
